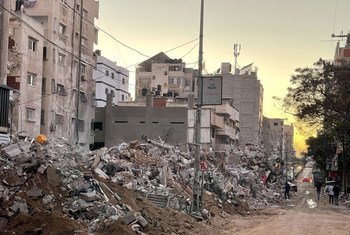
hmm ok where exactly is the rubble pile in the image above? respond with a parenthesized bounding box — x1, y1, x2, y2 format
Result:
(0, 138, 286, 234)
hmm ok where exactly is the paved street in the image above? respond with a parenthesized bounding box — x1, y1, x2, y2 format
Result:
(223, 167, 350, 235)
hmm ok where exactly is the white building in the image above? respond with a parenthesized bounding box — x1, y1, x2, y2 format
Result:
(93, 53, 129, 107)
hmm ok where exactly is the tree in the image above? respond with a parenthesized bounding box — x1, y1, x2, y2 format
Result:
(283, 59, 350, 128)
(306, 132, 336, 170)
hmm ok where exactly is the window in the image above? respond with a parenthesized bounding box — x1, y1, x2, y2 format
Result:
(164, 71, 168, 75)
(169, 65, 182, 71)
(42, 78, 46, 95)
(274, 123, 278, 126)
(53, 48, 56, 62)
(170, 78, 178, 84)
(80, 92, 87, 102)
(27, 73, 36, 86)
(81, 64, 86, 74)
(82, 9, 88, 18)
(51, 79, 56, 93)
(57, 84, 67, 96)
(43, 47, 47, 60)
(28, 38, 37, 51)
(59, 23, 66, 35)
(40, 110, 45, 125)
(92, 122, 103, 131)
(106, 70, 109, 76)
(55, 114, 64, 125)
(26, 108, 35, 121)
(81, 37, 87, 47)
(111, 73, 114, 79)
(78, 119, 85, 131)
(121, 94, 124, 101)
(122, 78, 125, 85)
(58, 53, 66, 65)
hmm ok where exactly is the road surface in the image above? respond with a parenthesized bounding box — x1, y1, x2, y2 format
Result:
(223, 165, 350, 235)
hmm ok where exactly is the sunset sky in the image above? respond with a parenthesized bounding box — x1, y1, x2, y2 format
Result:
(96, 0, 350, 154)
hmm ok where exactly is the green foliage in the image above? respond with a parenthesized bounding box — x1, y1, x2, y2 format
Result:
(306, 132, 336, 170)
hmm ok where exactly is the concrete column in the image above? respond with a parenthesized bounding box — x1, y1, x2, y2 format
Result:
(0, 0, 10, 85)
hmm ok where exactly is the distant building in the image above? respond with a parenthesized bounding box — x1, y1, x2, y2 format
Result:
(135, 52, 196, 100)
(261, 117, 294, 161)
(217, 62, 264, 146)
(93, 53, 129, 107)
(93, 94, 239, 151)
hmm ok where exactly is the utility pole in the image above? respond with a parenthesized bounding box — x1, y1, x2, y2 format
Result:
(192, 0, 204, 213)
(75, 0, 83, 145)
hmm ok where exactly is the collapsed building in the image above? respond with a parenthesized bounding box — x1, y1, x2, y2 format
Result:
(0, 135, 294, 234)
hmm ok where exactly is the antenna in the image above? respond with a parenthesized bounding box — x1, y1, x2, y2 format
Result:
(332, 31, 350, 46)
(233, 44, 241, 75)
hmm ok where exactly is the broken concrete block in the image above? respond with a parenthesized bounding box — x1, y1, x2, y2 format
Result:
(94, 167, 109, 179)
(46, 166, 61, 187)
(121, 211, 136, 225)
(1, 141, 32, 157)
(10, 201, 29, 214)
(26, 186, 43, 197)
(42, 194, 54, 205)
(80, 192, 102, 202)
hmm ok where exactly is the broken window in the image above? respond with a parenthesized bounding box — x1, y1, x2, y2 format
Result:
(42, 78, 46, 95)
(58, 53, 66, 65)
(80, 92, 87, 103)
(57, 84, 67, 96)
(51, 79, 56, 93)
(59, 23, 66, 35)
(78, 119, 85, 131)
(93, 122, 103, 131)
(55, 114, 64, 125)
(27, 73, 36, 86)
(28, 37, 37, 52)
(26, 108, 35, 121)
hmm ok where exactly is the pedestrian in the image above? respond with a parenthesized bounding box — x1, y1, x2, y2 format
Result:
(284, 181, 291, 200)
(315, 181, 322, 201)
(333, 182, 341, 206)
(327, 183, 334, 204)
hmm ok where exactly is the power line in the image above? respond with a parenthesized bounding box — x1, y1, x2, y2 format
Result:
(165, 38, 199, 54)
(180, 42, 199, 59)
(61, 0, 150, 58)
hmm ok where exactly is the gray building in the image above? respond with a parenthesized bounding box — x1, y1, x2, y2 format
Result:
(218, 62, 264, 146)
(93, 93, 240, 150)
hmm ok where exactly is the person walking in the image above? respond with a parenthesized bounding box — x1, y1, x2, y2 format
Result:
(284, 181, 291, 200)
(315, 181, 322, 201)
(333, 182, 341, 206)
(327, 183, 334, 204)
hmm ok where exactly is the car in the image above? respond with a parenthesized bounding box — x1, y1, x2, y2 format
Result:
(303, 177, 310, 182)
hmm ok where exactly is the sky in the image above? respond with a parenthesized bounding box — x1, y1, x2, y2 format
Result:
(96, 0, 350, 154)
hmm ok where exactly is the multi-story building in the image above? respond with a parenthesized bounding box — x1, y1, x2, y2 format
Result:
(218, 62, 264, 146)
(0, 0, 10, 85)
(7, 11, 44, 138)
(135, 52, 196, 100)
(7, 0, 99, 146)
(93, 52, 129, 107)
(261, 117, 294, 161)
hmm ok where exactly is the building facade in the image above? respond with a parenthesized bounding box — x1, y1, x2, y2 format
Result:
(93, 94, 239, 151)
(93, 53, 129, 107)
(7, 0, 100, 146)
(218, 62, 264, 146)
(135, 52, 196, 100)
(7, 12, 44, 138)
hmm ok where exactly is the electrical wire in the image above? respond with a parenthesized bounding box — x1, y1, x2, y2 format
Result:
(61, 0, 150, 58)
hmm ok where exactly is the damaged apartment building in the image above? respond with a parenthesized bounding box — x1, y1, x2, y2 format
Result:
(4, 0, 99, 146)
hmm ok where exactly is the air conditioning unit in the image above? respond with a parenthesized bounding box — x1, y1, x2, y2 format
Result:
(50, 124, 57, 131)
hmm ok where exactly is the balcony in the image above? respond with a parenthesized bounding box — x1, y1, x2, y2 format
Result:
(211, 113, 224, 128)
(211, 103, 239, 121)
(216, 124, 235, 140)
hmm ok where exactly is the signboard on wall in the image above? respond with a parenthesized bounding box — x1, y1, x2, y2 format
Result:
(201, 75, 222, 105)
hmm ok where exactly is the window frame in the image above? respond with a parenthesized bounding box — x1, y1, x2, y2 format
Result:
(27, 73, 36, 86)
(28, 37, 37, 52)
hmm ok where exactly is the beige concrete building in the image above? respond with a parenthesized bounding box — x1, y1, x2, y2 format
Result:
(135, 52, 196, 100)
(218, 62, 264, 146)
(14, 0, 99, 146)
(6, 12, 44, 138)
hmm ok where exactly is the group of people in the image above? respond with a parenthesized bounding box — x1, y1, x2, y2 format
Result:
(316, 181, 341, 205)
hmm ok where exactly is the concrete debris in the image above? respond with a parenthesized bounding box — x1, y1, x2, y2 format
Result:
(0, 137, 288, 234)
